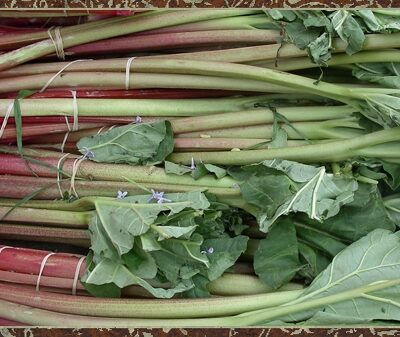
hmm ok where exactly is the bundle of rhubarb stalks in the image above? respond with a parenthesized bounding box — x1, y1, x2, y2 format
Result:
(1, 8, 400, 327)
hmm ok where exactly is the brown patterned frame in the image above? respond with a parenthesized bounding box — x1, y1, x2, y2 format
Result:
(1, 0, 400, 336)
(2, 328, 400, 337)
(0, 0, 399, 8)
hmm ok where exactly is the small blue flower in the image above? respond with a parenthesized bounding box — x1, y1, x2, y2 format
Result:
(82, 147, 95, 159)
(134, 116, 142, 124)
(201, 247, 214, 255)
(148, 189, 171, 204)
(117, 191, 128, 199)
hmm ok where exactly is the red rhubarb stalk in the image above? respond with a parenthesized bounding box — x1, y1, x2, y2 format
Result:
(0, 245, 85, 278)
(0, 223, 90, 247)
(64, 30, 279, 56)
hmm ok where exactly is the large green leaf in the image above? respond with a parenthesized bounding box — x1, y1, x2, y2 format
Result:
(202, 235, 249, 281)
(77, 120, 174, 165)
(279, 229, 400, 323)
(90, 192, 209, 257)
(297, 183, 396, 242)
(82, 258, 192, 299)
(329, 10, 365, 55)
(297, 242, 331, 281)
(83, 191, 248, 299)
(230, 160, 358, 232)
(254, 218, 303, 289)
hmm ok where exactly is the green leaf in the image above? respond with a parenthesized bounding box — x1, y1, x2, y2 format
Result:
(13, 90, 36, 156)
(228, 165, 293, 221)
(384, 195, 400, 226)
(254, 218, 302, 289)
(122, 245, 158, 279)
(283, 20, 321, 50)
(192, 163, 227, 180)
(82, 258, 192, 299)
(153, 224, 197, 241)
(267, 10, 297, 22)
(268, 107, 288, 149)
(383, 161, 400, 189)
(164, 161, 192, 175)
(77, 120, 174, 166)
(91, 192, 210, 257)
(300, 311, 370, 325)
(140, 231, 162, 251)
(279, 229, 400, 323)
(307, 32, 331, 65)
(255, 160, 358, 232)
(298, 183, 396, 242)
(352, 62, 400, 89)
(201, 235, 248, 281)
(298, 242, 331, 281)
(330, 10, 365, 55)
(295, 223, 347, 257)
(151, 233, 208, 285)
(184, 274, 210, 298)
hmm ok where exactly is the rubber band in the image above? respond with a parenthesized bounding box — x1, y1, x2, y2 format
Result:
(59, 115, 72, 153)
(125, 57, 136, 90)
(0, 103, 14, 139)
(72, 256, 85, 295)
(70, 90, 79, 132)
(47, 26, 65, 61)
(64, 115, 72, 132)
(69, 156, 84, 198)
(96, 126, 106, 135)
(40, 60, 89, 93)
(56, 152, 71, 197)
(36, 252, 56, 292)
(60, 132, 70, 153)
(0, 246, 11, 254)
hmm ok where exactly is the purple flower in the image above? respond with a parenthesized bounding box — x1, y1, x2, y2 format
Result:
(148, 189, 171, 204)
(134, 116, 142, 124)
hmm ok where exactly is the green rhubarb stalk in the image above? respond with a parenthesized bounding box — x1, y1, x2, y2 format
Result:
(6, 155, 238, 188)
(150, 13, 275, 33)
(175, 138, 269, 150)
(169, 127, 400, 165)
(0, 206, 91, 228)
(147, 32, 400, 63)
(250, 50, 400, 72)
(207, 273, 304, 296)
(0, 95, 272, 117)
(172, 106, 356, 133)
(76, 58, 392, 107)
(0, 282, 303, 319)
(0, 279, 398, 327)
(0, 9, 257, 70)
(0, 175, 241, 201)
(0, 72, 295, 95)
(177, 119, 365, 140)
(230, 279, 400, 326)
